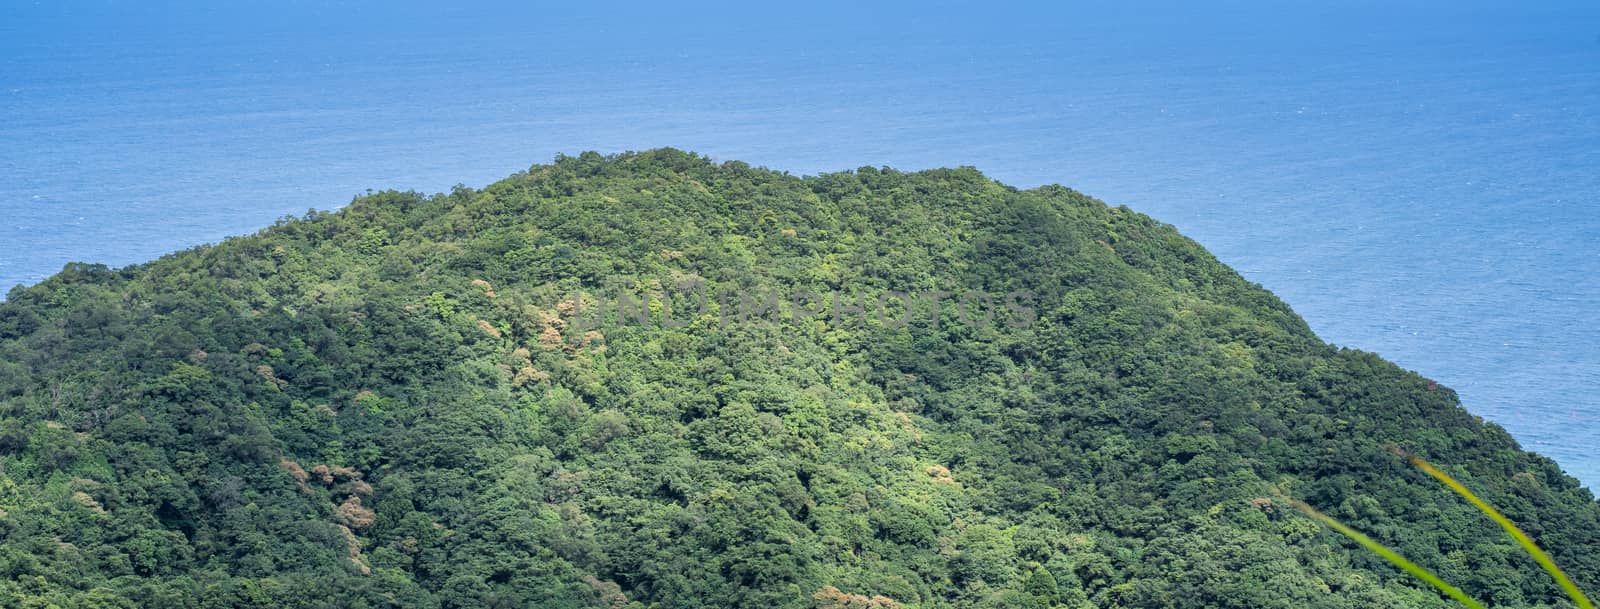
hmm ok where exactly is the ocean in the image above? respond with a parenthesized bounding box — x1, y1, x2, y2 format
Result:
(3, 2, 1598, 485)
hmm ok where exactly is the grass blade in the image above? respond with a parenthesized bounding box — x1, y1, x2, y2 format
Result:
(1290, 500, 1489, 609)
(1401, 451, 1596, 609)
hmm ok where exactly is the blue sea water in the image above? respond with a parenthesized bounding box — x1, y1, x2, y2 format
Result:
(3, 2, 1598, 484)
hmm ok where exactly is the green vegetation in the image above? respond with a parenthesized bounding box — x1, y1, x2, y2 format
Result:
(1290, 498, 1489, 609)
(0, 149, 1594, 608)
(1294, 451, 1594, 609)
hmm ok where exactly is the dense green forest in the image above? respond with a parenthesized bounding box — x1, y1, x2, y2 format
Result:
(0, 149, 1595, 608)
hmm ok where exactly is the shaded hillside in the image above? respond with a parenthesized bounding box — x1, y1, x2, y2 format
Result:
(0, 149, 1594, 608)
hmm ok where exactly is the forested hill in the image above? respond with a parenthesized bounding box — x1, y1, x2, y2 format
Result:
(0, 149, 1594, 608)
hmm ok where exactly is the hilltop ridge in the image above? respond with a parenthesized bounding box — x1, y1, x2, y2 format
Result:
(0, 149, 1594, 608)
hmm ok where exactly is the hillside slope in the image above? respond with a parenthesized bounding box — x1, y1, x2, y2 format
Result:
(0, 149, 1594, 608)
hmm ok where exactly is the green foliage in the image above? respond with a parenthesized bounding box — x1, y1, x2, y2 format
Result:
(1295, 452, 1595, 609)
(0, 149, 1593, 607)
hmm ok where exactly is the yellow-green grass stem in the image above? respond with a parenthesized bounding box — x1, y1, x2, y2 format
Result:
(1403, 453, 1595, 609)
(1290, 500, 1489, 609)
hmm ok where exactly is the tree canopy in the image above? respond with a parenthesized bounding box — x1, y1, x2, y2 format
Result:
(0, 149, 1593, 608)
